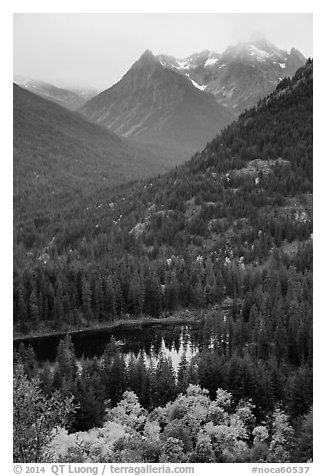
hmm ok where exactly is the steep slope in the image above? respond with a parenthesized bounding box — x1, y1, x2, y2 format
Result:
(13, 83, 178, 225)
(203, 36, 306, 113)
(88, 60, 312, 262)
(158, 34, 306, 114)
(79, 50, 235, 155)
(13, 61, 312, 336)
(13, 76, 92, 111)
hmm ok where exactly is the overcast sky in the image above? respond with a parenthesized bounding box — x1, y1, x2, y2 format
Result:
(13, 13, 313, 91)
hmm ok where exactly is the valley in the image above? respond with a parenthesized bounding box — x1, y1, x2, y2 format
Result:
(13, 83, 184, 229)
(14, 60, 313, 351)
(13, 22, 313, 464)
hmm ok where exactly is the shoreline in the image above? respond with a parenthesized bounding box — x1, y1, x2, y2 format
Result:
(13, 312, 201, 343)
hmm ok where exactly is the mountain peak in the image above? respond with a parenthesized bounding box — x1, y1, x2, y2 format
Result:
(140, 49, 155, 60)
(289, 47, 306, 59)
(133, 50, 157, 70)
(127, 49, 157, 74)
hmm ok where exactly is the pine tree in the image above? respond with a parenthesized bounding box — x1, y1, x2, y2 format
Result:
(177, 352, 190, 393)
(81, 277, 92, 323)
(152, 354, 176, 407)
(53, 334, 78, 395)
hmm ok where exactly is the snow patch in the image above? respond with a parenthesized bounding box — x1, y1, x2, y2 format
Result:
(186, 73, 206, 91)
(204, 57, 219, 67)
(279, 63, 286, 69)
(248, 44, 271, 61)
(176, 60, 190, 69)
(190, 79, 206, 91)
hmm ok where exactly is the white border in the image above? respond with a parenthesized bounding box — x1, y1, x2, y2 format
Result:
(2, 4, 322, 474)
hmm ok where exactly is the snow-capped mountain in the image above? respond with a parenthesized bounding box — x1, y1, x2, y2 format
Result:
(155, 34, 306, 113)
(79, 35, 305, 156)
(157, 50, 221, 74)
(79, 50, 235, 156)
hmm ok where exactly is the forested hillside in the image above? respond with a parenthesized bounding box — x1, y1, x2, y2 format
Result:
(14, 61, 313, 463)
(13, 84, 178, 227)
(14, 60, 312, 332)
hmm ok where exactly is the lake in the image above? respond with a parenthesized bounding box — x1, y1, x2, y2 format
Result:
(14, 321, 206, 369)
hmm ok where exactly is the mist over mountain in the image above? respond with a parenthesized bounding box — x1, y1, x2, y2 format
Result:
(77, 34, 305, 159)
(156, 34, 306, 113)
(13, 76, 100, 111)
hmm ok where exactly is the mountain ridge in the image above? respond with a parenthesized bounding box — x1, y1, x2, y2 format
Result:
(79, 35, 305, 156)
(153, 36, 306, 113)
(79, 52, 236, 156)
(13, 76, 100, 111)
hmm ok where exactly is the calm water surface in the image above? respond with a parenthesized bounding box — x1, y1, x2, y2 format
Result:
(14, 322, 206, 369)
